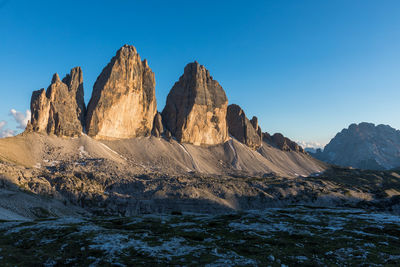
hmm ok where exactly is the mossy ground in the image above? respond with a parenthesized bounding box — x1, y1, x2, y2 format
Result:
(0, 206, 399, 266)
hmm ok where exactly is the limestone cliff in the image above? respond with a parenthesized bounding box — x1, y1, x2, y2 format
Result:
(86, 45, 157, 139)
(26, 67, 85, 137)
(162, 62, 228, 145)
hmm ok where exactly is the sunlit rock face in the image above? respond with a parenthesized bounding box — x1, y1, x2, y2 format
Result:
(26, 67, 85, 137)
(86, 45, 157, 140)
(226, 104, 262, 150)
(162, 62, 229, 146)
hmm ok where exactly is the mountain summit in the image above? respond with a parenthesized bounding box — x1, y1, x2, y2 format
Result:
(313, 122, 400, 170)
(26, 67, 85, 137)
(86, 45, 157, 139)
(162, 62, 229, 145)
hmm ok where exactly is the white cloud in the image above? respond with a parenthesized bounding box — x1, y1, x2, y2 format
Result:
(0, 121, 16, 138)
(296, 141, 325, 149)
(0, 108, 31, 138)
(9, 109, 31, 129)
(0, 129, 16, 138)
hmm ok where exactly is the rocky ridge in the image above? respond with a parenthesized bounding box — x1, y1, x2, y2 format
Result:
(263, 132, 305, 153)
(313, 122, 400, 170)
(226, 104, 262, 150)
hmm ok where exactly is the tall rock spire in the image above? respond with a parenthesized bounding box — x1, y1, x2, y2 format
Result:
(26, 67, 85, 137)
(162, 62, 229, 145)
(85, 45, 157, 139)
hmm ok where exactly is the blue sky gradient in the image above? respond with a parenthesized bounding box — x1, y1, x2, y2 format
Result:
(0, 0, 399, 145)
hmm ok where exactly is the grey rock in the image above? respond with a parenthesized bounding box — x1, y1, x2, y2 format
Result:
(313, 122, 400, 170)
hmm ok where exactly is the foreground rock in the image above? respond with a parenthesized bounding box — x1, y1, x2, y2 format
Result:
(26, 67, 85, 137)
(312, 122, 400, 170)
(86, 45, 157, 139)
(162, 62, 228, 145)
(226, 104, 262, 149)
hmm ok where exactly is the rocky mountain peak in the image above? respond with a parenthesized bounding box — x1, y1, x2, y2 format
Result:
(26, 67, 85, 137)
(85, 45, 157, 139)
(313, 122, 400, 170)
(51, 73, 61, 84)
(162, 62, 228, 145)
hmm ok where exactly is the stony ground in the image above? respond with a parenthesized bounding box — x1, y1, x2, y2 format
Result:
(0, 206, 399, 266)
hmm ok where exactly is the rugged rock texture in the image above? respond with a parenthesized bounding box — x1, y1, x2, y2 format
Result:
(250, 116, 263, 140)
(26, 67, 85, 137)
(162, 62, 228, 145)
(250, 116, 258, 131)
(313, 122, 400, 170)
(86, 45, 157, 140)
(63, 67, 86, 126)
(151, 112, 164, 137)
(263, 133, 305, 153)
(226, 104, 262, 150)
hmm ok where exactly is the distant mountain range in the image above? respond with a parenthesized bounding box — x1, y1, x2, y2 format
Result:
(296, 141, 325, 154)
(312, 122, 400, 170)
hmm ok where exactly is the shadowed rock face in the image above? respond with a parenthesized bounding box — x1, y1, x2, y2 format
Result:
(263, 133, 305, 153)
(26, 67, 85, 137)
(227, 104, 262, 150)
(162, 62, 228, 145)
(86, 45, 157, 140)
(313, 122, 400, 170)
(151, 112, 164, 138)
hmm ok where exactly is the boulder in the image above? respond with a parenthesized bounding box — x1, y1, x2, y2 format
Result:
(86, 45, 157, 139)
(226, 104, 262, 150)
(26, 67, 85, 137)
(162, 62, 228, 145)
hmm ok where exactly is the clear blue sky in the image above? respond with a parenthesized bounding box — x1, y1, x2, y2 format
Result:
(0, 0, 399, 145)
